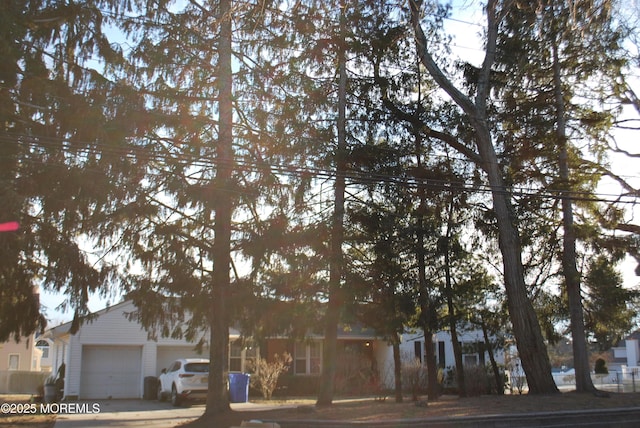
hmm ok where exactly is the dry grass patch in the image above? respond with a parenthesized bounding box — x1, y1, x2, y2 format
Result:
(0, 395, 55, 428)
(183, 392, 640, 428)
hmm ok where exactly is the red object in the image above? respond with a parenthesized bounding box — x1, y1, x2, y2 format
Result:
(0, 221, 19, 232)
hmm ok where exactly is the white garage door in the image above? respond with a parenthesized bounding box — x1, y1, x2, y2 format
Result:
(157, 346, 208, 376)
(80, 345, 142, 399)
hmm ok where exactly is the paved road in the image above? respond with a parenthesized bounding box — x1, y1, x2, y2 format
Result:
(52, 400, 291, 428)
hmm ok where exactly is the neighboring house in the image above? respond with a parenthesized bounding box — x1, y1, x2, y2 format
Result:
(1, 286, 44, 373)
(44, 299, 503, 399)
(0, 333, 45, 394)
(0, 333, 42, 372)
(610, 330, 640, 374)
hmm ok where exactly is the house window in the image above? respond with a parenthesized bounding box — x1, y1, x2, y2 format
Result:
(36, 340, 49, 358)
(414, 341, 422, 363)
(230, 341, 243, 372)
(294, 341, 322, 375)
(229, 341, 258, 373)
(8, 354, 19, 371)
(244, 346, 257, 371)
(438, 341, 446, 368)
(477, 342, 486, 365)
(464, 354, 478, 366)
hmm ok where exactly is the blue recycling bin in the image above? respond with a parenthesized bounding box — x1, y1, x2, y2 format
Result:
(228, 373, 250, 403)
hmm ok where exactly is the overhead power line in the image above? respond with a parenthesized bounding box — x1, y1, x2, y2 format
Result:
(0, 132, 637, 206)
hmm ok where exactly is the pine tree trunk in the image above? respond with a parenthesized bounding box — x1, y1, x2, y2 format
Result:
(205, 0, 233, 414)
(481, 316, 504, 395)
(552, 41, 595, 394)
(423, 332, 439, 400)
(393, 334, 403, 403)
(409, 0, 558, 394)
(317, 0, 347, 406)
(416, 213, 439, 400)
(444, 198, 466, 397)
(483, 149, 558, 394)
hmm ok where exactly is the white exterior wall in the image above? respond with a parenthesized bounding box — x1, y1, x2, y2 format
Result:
(58, 301, 211, 399)
(376, 330, 504, 389)
(52, 337, 67, 375)
(626, 339, 639, 367)
(65, 335, 82, 397)
(372, 340, 393, 385)
(399, 330, 495, 366)
(142, 342, 158, 380)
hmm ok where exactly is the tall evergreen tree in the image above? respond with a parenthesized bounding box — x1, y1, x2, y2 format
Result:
(407, 0, 558, 393)
(584, 255, 639, 350)
(317, 0, 348, 406)
(495, 0, 627, 393)
(0, 0, 149, 341)
(90, 0, 329, 414)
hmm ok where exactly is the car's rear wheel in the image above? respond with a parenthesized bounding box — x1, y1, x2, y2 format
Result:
(171, 384, 181, 407)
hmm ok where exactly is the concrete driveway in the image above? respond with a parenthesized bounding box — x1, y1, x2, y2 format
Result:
(52, 400, 289, 428)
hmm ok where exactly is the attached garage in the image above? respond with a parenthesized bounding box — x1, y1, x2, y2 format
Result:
(156, 346, 208, 376)
(80, 345, 143, 399)
(44, 301, 239, 400)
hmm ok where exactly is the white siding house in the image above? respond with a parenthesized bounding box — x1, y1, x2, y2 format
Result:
(397, 330, 502, 369)
(374, 330, 504, 389)
(45, 300, 239, 399)
(610, 331, 640, 377)
(45, 300, 504, 399)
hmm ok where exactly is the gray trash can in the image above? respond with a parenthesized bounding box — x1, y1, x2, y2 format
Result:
(228, 373, 250, 403)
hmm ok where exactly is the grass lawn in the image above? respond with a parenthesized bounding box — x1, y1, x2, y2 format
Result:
(182, 392, 640, 428)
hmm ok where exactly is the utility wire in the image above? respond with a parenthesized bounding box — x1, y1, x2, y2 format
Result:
(1, 132, 637, 206)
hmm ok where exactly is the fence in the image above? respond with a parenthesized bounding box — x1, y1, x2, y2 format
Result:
(552, 368, 640, 393)
(0, 370, 49, 395)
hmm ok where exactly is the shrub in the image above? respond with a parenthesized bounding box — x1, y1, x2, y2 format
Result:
(506, 361, 527, 395)
(248, 352, 292, 400)
(334, 347, 378, 395)
(401, 357, 427, 401)
(595, 358, 608, 374)
(275, 374, 320, 396)
(465, 365, 491, 396)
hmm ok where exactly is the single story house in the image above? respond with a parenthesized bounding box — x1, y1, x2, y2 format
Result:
(44, 300, 503, 399)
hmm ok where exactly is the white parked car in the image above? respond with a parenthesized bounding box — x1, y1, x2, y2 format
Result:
(157, 358, 209, 406)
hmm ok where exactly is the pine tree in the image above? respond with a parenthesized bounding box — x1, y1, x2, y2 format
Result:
(495, 0, 627, 394)
(407, 0, 558, 393)
(0, 0, 149, 341)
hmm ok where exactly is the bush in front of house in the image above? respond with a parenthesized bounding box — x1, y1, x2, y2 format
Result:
(273, 374, 320, 397)
(401, 357, 427, 401)
(464, 365, 492, 396)
(334, 347, 379, 395)
(595, 358, 609, 375)
(248, 352, 292, 400)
